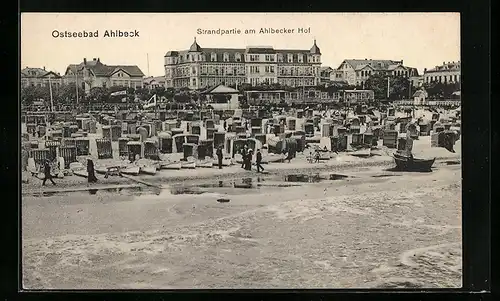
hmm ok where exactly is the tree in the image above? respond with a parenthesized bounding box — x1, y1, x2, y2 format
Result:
(365, 73, 413, 100)
(88, 87, 109, 103)
(54, 83, 84, 103)
(389, 76, 411, 100)
(364, 73, 388, 99)
(21, 85, 49, 105)
(238, 83, 252, 92)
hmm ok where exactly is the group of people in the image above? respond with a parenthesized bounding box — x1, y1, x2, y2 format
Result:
(240, 145, 264, 173)
(39, 157, 98, 186)
(216, 144, 264, 172)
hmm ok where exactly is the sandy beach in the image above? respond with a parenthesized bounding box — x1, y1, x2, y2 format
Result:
(22, 148, 462, 289)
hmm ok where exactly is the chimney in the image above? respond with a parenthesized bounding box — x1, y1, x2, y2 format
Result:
(400, 60, 403, 65)
(424, 68, 427, 72)
(97, 58, 100, 63)
(442, 61, 445, 65)
(93, 58, 97, 61)
(365, 58, 367, 60)
(43, 66, 45, 70)
(83, 58, 87, 65)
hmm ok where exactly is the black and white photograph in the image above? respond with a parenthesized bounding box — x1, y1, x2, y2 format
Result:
(20, 13, 462, 289)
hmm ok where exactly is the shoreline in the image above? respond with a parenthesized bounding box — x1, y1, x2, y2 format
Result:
(22, 154, 460, 194)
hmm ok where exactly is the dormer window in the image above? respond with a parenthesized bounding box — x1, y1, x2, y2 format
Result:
(278, 54, 283, 62)
(211, 52, 217, 62)
(235, 53, 241, 62)
(187, 54, 190, 61)
(223, 53, 229, 62)
(298, 54, 303, 63)
(287, 54, 293, 63)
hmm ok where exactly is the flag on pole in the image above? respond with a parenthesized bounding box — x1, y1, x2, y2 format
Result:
(143, 94, 157, 109)
(111, 90, 127, 97)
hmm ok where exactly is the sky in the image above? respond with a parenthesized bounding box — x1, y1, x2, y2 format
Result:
(21, 13, 460, 77)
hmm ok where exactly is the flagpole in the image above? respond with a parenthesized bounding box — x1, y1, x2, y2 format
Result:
(75, 70, 79, 105)
(147, 53, 150, 77)
(49, 75, 54, 112)
(386, 76, 390, 99)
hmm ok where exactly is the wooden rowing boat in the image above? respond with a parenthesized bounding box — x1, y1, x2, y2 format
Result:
(160, 161, 182, 170)
(140, 166, 157, 175)
(319, 151, 331, 160)
(95, 167, 108, 175)
(121, 166, 140, 176)
(350, 146, 372, 158)
(181, 161, 196, 169)
(197, 159, 214, 168)
(72, 169, 88, 178)
(212, 157, 233, 166)
(393, 154, 435, 172)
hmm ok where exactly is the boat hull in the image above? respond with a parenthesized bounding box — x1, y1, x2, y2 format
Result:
(140, 167, 157, 175)
(198, 161, 213, 168)
(212, 158, 233, 166)
(121, 167, 140, 176)
(160, 161, 182, 170)
(393, 156, 435, 172)
(181, 162, 196, 169)
(73, 169, 88, 178)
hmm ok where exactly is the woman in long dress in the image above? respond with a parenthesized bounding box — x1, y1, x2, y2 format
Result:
(87, 158, 98, 183)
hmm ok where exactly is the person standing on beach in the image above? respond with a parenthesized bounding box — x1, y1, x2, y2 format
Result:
(216, 146, 223, 169)
(256, 149, 264, 173)
(42, 159, 56, 186)
(87, 158, 98, 183)
(241, 145, 248, 169)
(245, 149, 253, 170)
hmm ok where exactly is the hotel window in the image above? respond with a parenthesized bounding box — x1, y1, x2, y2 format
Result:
(223, 53, 229, 62)
(298, 54, 303, 63)
(211, 53, 217, 62)
(454, 75, 458, 82)
(270, 66, 274, 73)
(288, 54, 293, 63)
(235, 53, 241, 62)
(192, 67, 196, 74)
(278, 54, 283, 62)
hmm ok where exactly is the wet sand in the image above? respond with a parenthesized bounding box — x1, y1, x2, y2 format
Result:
(22, 163, 462, 289)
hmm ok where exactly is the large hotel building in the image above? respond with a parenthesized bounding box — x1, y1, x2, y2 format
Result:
(164, 38, 322, 89)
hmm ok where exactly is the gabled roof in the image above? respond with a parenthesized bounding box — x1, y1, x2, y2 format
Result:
(21, 67, 61, 78)
(144, 76, 165, 84)
(108, 66, 145, 77)
(387, 64, 406, 71)
(425, 61, 461, 73)
(339, 59, 404, 71)
(203, 84, 239, 94)
(64, 59, 144, 77)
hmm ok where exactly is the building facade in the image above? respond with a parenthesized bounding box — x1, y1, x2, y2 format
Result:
(319, 66, 334, 84)
(144, 76, 166, 90)
(63, 58, 145, 94)
(244, 88, 375, 105)
(332, 59, 419, 86)
(164, 38, 322, 90)
(21, 67, 63, 88)
(423, 61, 460, 84)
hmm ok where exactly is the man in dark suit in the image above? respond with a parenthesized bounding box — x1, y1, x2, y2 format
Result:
(216, 146, 223, 169)
(256, 149, 264, 173)
(42, 159, 56, 186)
